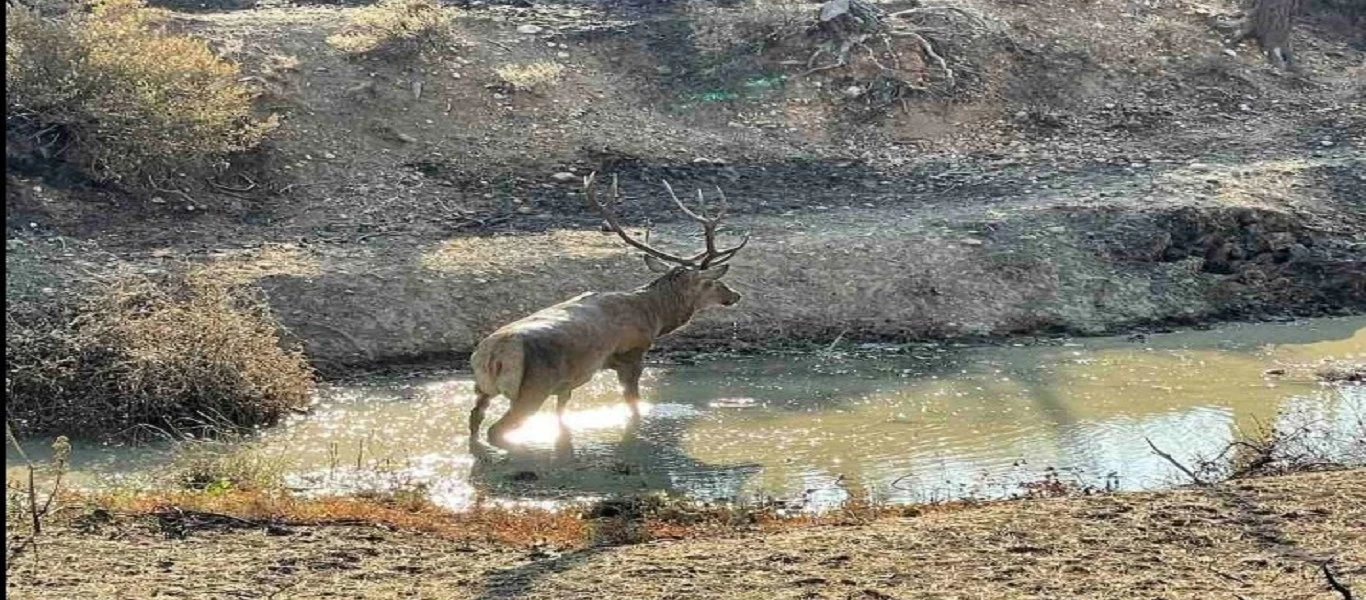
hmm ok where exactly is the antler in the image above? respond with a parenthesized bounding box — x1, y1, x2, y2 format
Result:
(583, 172, 749, 269)
(660, 180, 749, 268)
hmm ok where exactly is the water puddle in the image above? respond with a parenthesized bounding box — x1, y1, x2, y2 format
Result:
(9, 317, 1365, 511)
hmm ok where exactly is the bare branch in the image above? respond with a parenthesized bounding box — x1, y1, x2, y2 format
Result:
(1323, 561, 1354, 600)
(1145, 437, 1209, 486)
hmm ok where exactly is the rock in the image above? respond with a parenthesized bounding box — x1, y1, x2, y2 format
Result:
(516, 24, 543, 34)
(550, 172, 577, 183)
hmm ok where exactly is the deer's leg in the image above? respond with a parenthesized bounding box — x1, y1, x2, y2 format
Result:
(615, 359, 645, 420)
(488, 389, 549, 451)
(468, 392, 492, 449)
(555, 392, 573, 441)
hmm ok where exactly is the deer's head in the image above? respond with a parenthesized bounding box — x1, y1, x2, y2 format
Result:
(584, 173, 748, 312)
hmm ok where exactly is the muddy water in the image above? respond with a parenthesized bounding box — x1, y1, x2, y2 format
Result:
(9, 318, 1365, 511)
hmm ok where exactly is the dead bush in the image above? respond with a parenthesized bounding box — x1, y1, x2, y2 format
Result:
(493, 61, 564, 93)
(5, 274, 314, 439)
(326, 0, 455, 60)
(169, 437, 287, 493)
(5, 0, 275, 189)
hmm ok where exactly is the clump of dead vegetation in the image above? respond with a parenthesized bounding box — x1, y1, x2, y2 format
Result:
(5, 428, 71, 570)
(1314, 360, 1364, 383)
(1147, 403, 1366, 487)
(4, 0, 275, 189)
(326, 0, 456, 60)
(5, 273, 314, 438)
(70, 484, 944, 550)
(493, 61, 565, 93)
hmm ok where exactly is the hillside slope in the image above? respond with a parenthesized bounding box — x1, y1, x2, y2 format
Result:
(6, 0, 1364, 370)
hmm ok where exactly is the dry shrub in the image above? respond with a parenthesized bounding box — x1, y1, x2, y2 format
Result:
(493, 61, 565, 93)
(168, 435, 287, 492)
(326, 0, 454, 60)
(5, 274, 314, 438)
(5, 0, 275, 188)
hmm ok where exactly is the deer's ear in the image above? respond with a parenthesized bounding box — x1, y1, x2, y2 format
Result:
(643, 255, 673, 273)
(698, 264, 730, 280)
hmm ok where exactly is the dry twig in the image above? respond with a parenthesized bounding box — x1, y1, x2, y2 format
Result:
(1145, 437, 1209, 486)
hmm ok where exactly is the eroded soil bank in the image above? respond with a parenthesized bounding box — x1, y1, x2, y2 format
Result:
(6, 0, 1364, 374)
(7, 469, 1364, 599)
(9, 151, 1365, 374)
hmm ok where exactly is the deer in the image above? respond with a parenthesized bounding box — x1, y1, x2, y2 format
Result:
(467, 172, 749, 453)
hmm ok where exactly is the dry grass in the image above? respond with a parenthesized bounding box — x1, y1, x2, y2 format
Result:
(5, 273, 314, 438)
(493, 61, 566, 93)
(326, 0, 455, 60)
(64, 481, 983, 551)
(8, 470, 1363, 599)
(5, 0, 274, 187)
(87, 488, 592, 547)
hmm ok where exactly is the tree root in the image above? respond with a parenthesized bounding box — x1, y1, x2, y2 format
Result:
(806, 0, 977, 97)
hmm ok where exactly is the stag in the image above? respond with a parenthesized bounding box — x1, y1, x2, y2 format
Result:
(467, 173, 749, 452)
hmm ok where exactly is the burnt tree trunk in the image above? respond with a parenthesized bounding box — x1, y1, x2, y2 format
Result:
(1230, 0, 1307, 68)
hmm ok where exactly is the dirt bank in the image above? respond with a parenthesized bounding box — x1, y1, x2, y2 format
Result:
(6, 0, 1365, 374)
(10, 152, 1363, 373)
(7, 469, 1364, 599)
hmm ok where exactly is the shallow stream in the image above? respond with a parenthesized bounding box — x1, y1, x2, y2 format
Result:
(9, 317, 1364, 511)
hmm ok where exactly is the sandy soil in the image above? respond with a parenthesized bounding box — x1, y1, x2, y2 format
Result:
(7, 469, 1364, 599)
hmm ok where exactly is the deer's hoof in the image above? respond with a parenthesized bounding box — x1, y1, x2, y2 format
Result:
(469, 438, 498, 458)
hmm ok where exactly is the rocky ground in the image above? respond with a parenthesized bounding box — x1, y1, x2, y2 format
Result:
(7, 469, 1364, 599)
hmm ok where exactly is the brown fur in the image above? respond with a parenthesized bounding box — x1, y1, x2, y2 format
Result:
(468, 261, 741, 450)
(1231, 0, 1306, 68)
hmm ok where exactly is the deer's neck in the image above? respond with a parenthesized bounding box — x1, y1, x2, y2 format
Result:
(632, 282, 696, 339)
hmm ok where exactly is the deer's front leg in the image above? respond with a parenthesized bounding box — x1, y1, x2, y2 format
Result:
(614, 356, 645, 420)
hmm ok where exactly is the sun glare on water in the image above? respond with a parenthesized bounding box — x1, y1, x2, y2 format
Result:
(501, 402, 656, 445)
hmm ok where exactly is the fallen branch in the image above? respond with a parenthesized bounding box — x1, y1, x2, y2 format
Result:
(5, 422, 70, 572)
(1145, 437, 1209, 486)
(1323, 561, 1354, 600)
(147, 175, 197, 206)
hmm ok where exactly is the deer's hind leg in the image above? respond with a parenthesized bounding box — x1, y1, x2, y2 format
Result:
(469, 393, 497, 453)
(488, 385, 552, 451)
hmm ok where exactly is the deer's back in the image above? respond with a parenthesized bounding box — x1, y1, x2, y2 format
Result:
(475, 292, 654, 396)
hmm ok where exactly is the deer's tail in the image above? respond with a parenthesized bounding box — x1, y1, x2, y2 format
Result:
(471, 334, 524, 399)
